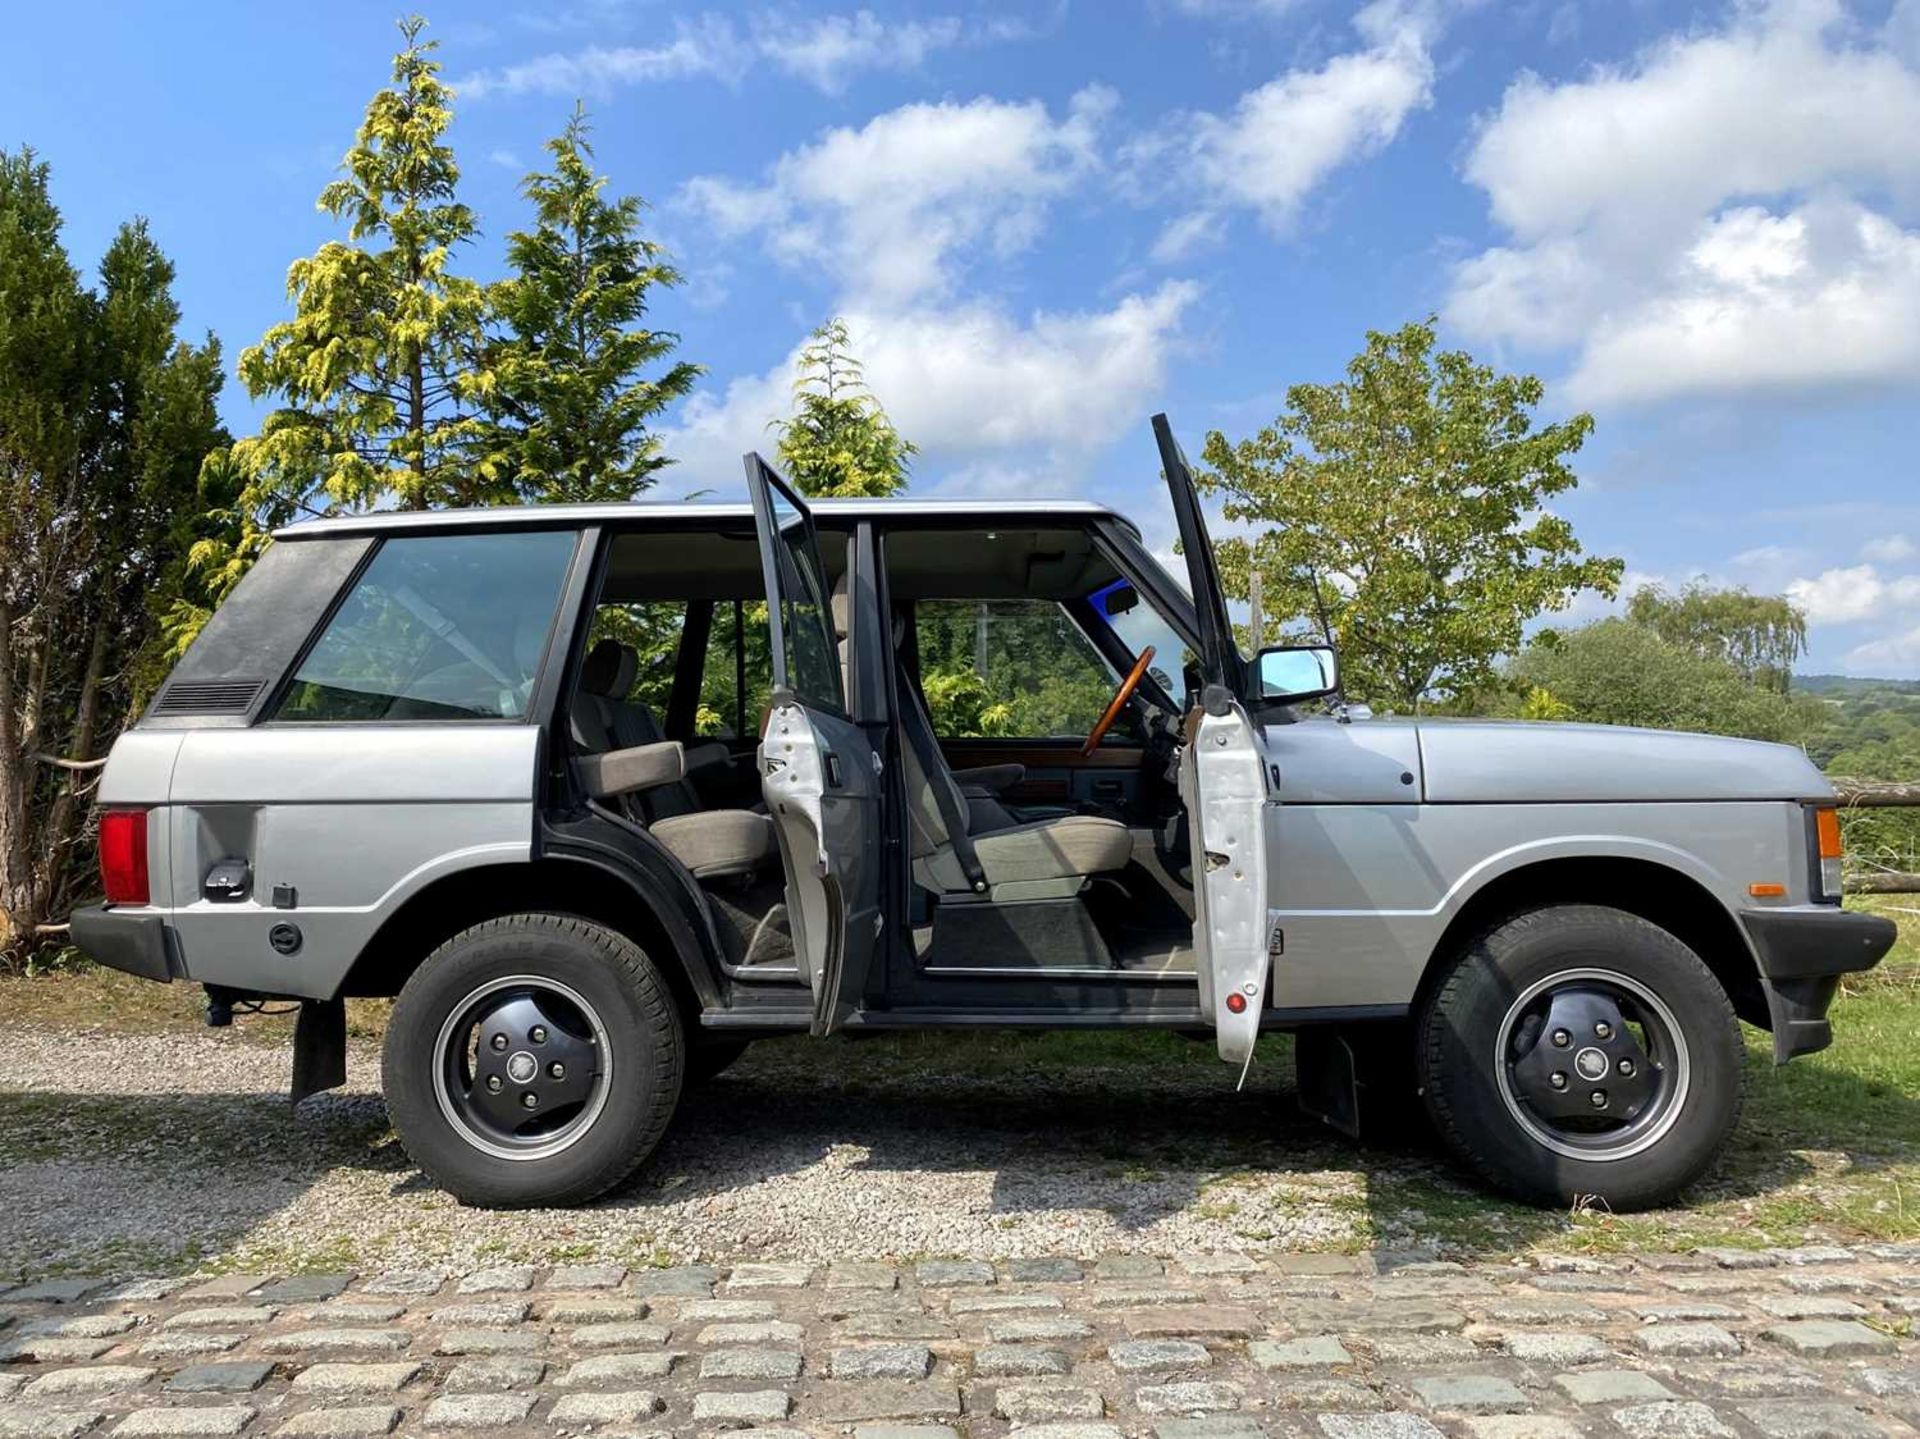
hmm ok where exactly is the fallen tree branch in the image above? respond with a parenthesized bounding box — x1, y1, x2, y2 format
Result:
(31, 753, 107, 772)
(1846, 871, 1920, 894)
(1831, 779, 1920, 807)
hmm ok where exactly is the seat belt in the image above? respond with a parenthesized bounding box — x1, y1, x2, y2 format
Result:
(895, 661, 990, 895)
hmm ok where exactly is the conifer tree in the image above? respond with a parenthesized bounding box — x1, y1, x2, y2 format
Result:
(774, 318, 915, 498)
(483, 106, 700, 502)
(232, 15, 490, 518)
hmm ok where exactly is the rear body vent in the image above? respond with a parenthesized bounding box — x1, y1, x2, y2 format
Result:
(149, 678, 267, 717)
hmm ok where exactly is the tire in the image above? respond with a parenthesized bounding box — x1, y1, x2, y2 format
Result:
(1417, 904, 1744, 1210)
(685, 1038, 751, 1085)
(383, 913, 684, 1208)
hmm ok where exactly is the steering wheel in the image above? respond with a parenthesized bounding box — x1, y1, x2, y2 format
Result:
(1083, 646, 1155, 757)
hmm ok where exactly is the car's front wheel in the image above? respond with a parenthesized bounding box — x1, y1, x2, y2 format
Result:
(1417, 904, 1744, 1210)
(383, 913, 684, 1208)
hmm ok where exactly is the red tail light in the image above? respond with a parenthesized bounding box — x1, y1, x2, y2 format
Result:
(99, 809, 150, 905)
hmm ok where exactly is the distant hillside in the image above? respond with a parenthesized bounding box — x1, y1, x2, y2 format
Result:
(1797, 674, 1920, 700)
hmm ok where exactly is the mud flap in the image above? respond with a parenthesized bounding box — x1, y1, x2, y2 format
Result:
(1294, 1029, 1361, 1138)
(291, 998, 347, 1107)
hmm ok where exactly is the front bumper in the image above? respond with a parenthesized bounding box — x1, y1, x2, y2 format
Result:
(1742, 907, 1896, 1063)
(69, 906, 177, 983)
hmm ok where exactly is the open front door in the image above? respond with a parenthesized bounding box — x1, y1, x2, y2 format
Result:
(1151, 413, 1271, 1073)
(743, 454, 883, 1036)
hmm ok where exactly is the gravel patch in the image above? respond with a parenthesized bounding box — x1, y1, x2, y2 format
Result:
(0, 1026, 1391, 1274)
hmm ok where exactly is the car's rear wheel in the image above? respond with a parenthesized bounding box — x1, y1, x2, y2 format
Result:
(1417, 904, 1744, 1210)
(383, 913, 683, 1208)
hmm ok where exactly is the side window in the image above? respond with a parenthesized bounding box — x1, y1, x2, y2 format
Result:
(916, 599, 1119, 739)
(274, 531, 575, 722)
(763, 487, 844, 712)
(699, 600, 774, 739)
(586, 601, 686, 719)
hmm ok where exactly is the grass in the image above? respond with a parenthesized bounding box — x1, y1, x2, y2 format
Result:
(3, 897, 1914, 1263)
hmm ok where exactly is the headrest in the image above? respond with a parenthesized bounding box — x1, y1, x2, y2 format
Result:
(580, 639, 637, 698)
(830, 573, 851, 640)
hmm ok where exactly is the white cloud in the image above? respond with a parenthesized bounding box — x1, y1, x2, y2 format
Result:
(460, 9, 1025, 99)
(663, 284, 1199, 489)
(1448, 0, 1920, 406)
(487, 149, 523, 170)
(1863, 533, 1919, 563)
(1787, 563, 1920, 624)
(681, 89, 1112, 306)
(458, 16, 752, 99)
(1131, 0, 1440, 256)
(754, 11, 961, 93)
(1848, 623, 1920, 670)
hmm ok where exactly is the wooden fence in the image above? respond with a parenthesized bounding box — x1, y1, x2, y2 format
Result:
(1833, 779, 1920, 894)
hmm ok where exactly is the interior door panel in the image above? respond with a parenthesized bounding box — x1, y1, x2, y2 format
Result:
(938, 739, 1146, 813)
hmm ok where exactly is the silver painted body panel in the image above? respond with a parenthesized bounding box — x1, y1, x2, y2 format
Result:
(98, 725, 540, 999)
(1257, 716, 1819, 1010)
(1181, 702, 1271, 1067)
(96, 517, 1831, 1024)
(1416, 718, 1832, 804)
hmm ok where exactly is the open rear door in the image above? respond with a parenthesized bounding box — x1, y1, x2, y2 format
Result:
(743, 454, 884, 1036)
(1151, 413, 1271, 1074)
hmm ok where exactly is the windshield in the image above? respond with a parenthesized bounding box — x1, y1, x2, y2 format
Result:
(1086, 575, 1193, 706)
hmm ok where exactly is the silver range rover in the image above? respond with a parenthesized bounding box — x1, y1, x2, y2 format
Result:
(74, 414, 1893, 1211)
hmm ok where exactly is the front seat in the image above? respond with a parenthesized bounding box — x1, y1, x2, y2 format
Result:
(894, 650, 1132, 902)
(824, 576, 1130, 900)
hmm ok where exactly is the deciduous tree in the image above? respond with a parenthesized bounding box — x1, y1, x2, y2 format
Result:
(1197, 318, 1622, 711)
(0, 151, 224, 961)
(1625, 581, 1807, 693)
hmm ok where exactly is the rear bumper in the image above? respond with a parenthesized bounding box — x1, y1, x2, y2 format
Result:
(1742, 907, 1895, 1063)
(69, 906, 176, 983)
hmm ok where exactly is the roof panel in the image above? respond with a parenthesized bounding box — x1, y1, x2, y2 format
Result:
(275, 497, 1135, 540)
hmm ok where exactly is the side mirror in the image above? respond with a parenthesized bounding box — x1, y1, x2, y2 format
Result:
(1256, 644, 1338, 704)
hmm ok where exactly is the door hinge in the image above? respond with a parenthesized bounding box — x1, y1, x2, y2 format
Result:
(1268, 923, 1285, 956)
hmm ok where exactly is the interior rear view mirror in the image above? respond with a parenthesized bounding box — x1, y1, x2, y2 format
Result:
(1105, 582, 1139, 616)
(1256, 644, 1338, 703)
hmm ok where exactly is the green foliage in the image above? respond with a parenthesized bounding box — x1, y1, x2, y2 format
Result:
(0, 149, 225, 958)
(1519, 685, 1573, 721)
(1509, 619, 1823, 743)
(916, 601, 1116, 739)
(481, 107, 701, 502)
(1198, 317, 1622, 712)
(230, 15, 491, 529)
(774, 319, 916, 498)
(1799, 679, 1920, 874)
(1625, 581, 1807, 693)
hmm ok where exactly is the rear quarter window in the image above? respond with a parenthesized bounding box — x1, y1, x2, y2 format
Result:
(273, 531, 577, 722)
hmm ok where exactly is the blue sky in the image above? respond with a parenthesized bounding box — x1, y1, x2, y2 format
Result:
(6, 0, 1918, 673)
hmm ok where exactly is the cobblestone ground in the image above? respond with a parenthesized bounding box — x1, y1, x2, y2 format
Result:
(0, 1247, 1915, 1439)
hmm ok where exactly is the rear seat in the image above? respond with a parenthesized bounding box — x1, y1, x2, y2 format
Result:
(572, 639, 774, 881)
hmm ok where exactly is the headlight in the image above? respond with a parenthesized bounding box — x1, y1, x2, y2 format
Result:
(1810, 805, 1843, 903)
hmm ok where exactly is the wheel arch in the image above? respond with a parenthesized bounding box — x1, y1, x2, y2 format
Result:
(1414, 855, 1769, 1033)
(337, 852, 724, 1018)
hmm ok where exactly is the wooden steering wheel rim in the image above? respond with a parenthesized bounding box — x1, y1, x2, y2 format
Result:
(1083, 645, 1155, 757)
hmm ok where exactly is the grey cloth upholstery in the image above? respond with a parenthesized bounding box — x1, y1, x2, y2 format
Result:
(573, 639, 707, 820)
(953, 763, 1025, 794)
(577, 741, 685, 800)
(892, 631, 1131, 898)
(653, 810, 775, 879)
(920, 814, 1133, 893)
